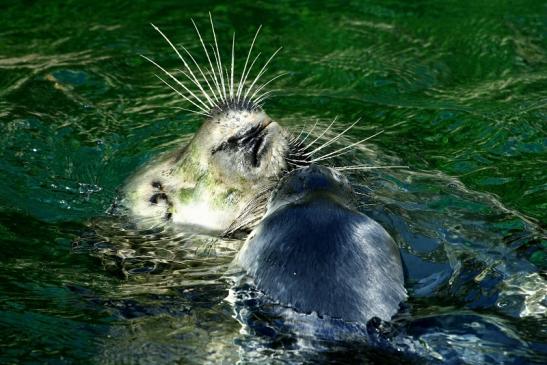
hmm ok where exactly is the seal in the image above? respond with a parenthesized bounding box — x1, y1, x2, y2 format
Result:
(121, 15, 398, 236)
(122, 108, 293, 233)
(122, 16, 311, 234)
(235, 164, 407, 323)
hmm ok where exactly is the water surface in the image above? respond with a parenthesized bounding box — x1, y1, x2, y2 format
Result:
(0, 0, 546, 363)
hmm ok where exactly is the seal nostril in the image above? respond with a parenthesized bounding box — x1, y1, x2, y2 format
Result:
(212, 122, 270, 160)
(251, 135, 265, 167)
(241, 124, 265, 143)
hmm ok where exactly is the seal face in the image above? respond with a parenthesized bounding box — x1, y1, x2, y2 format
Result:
(123, 109, 291, 233)
(236, 165, 407, 323)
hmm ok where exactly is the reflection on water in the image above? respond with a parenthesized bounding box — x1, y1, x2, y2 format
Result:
(0, 0, 546, 364)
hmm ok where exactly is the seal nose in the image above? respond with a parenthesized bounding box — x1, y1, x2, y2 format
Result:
(212, 117, 273, 167)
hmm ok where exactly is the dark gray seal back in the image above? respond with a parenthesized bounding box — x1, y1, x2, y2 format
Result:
(236, 165, 406, 323)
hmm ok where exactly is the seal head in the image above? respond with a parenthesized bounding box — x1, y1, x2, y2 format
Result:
(123, 108, 290, 233)
(236, 165, 407, 323)
(121, 20, 305, 234)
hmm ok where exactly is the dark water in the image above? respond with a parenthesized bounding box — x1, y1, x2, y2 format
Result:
(1, 0, 546, 363)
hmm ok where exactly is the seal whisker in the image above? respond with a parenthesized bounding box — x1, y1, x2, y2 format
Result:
(151, 23, 216, 109)
(154, 74, 210, 115)
(253, 89, 275, 105)
(255, 87, 285, 105)
(223, 65, 231, 100)
(300, 119, 320, 145)
(288, 144, 309, 159)
(147, 17, 283, 114)
(312, 130, 384, 163)
(181, 45, 220, 104)
(143, 55, 211, 111)
(286, 129, 312, 162)
(287, 133, 302, 146)
(191, 18, 224, 105)
(236, 25, 262, 103)
(237, 52, 261, 104)
(209, 13, 227, 103)
(243, 47, 282, 103)
(305, 118, 361, 157)
(230, 32, 235, 100)
(286, 157, 311, 165)
(287, 143, 311, 158)
(176, 68, 213, 107)
(286, 137, 301, 150)
(248, 72, 288, 104)
(301, 116, 338, 155)
(334, 165, 409, 171)
(294, 125, 307, 142)
(209, 43, 226, 104)
(290, 162, 309, 171)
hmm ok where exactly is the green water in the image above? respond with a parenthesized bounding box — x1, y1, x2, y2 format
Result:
(1, 0, 546, 363)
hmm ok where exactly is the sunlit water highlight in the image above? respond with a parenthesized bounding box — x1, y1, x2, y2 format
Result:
(0, 1, 545, 364)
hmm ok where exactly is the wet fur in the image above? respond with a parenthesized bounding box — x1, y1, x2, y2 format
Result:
(236, 165, 407, 323)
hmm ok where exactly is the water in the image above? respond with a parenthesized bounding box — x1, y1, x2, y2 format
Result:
(1, 0, 546, 363)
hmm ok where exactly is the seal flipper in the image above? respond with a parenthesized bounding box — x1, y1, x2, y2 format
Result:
(236, 194, 407, 324)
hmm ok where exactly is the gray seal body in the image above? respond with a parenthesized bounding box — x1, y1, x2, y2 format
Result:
(235, 165, 406, 324)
